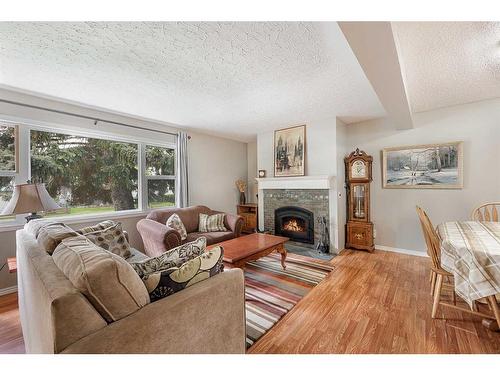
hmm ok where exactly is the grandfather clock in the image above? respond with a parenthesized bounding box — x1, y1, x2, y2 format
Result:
(344, 148, 374, 252)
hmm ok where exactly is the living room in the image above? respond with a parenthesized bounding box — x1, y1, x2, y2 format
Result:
(0, 1, 499, 372)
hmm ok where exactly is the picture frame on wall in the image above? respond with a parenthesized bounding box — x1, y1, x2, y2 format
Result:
(382, 141, 463, 189)
(274, 124, 306, 177)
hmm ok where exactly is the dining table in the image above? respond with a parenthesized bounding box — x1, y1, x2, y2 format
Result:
(437, 220, 500, 329)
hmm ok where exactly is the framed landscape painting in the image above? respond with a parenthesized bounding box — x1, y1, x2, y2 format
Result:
(274, 125, 306, 177)
(382, 141, 463, 189)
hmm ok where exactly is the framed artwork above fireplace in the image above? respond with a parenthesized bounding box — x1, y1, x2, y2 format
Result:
(274, 124, 306, 177)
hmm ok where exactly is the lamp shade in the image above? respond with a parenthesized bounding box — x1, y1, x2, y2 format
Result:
(1, 183, 60, 215)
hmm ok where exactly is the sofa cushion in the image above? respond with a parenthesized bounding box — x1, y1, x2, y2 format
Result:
(166, 213, 187, 240)
(127, 248, 149, 263)
(37, 223, 80, 254)
(83, 222, 132, 259)
(130, 237, 206, 279)
(146, 205, 212, 233)
(52, 236, 150, 322)
(185, 231, 234, 245)
(199, 213, 227, 232)
(142, 245, 224, 302)
(76, 220, 116, 235)
(24, 218, 61, 237)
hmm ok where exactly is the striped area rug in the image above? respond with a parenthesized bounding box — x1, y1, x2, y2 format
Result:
(243, 254, 334, 348)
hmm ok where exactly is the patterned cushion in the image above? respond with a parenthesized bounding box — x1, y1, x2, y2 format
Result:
(130, 237, 206, 279)
(37, 223, 79, 254)
(199, 213, 227, 232)
(83, 222, 132, 259)
(142, 246, 224, 302)
(166, 213, 187, 240)
(77, 220, 116, 235)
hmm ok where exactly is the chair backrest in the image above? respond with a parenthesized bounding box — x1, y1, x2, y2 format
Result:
(471, 202, 500, 222)
(416, 206, 442, 270)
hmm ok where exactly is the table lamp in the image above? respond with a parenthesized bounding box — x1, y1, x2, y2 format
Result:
(1, 182, 61, 222)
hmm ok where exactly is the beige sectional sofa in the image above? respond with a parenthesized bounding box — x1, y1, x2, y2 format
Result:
(16, 223, 246, 354)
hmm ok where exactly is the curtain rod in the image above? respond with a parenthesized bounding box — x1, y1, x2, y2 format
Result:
(0, 98, 181, 138)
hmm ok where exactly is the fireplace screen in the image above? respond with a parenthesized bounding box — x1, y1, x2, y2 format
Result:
(275, 206, 314, 244)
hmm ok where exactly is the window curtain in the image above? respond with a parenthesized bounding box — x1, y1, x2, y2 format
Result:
(176, 131, 189, 208)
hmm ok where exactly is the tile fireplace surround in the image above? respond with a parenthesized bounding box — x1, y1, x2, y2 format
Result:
(256, 176, 338, 253)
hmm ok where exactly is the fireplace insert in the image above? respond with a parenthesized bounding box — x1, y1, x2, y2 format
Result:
(275, 206, 314, 244)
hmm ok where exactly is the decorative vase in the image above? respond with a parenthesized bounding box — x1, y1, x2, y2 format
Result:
(239, 192, 246, 205)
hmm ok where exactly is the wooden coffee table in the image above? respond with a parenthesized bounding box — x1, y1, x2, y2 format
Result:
(208, 233, 289, 269)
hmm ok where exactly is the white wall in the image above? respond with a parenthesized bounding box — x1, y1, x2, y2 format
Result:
(346, 99, 500, 253)
(246, 141, 258, 204)
(0, 88, 248, 292)
(335, 118, 348, 250)
(188, 131, 248, 214)
(257, 119, 338, 177)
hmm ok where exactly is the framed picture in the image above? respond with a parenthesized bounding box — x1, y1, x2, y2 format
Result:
(382, 141, 463, 189)
(274, 124, 306, 177)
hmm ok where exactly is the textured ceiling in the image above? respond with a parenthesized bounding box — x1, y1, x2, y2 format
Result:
(0, 22, 385, 141)
(393, 22, 500, 113)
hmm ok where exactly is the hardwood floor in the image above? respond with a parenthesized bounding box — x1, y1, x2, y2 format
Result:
(0, 292, 24, 354)
(0, 249, 498, 354)
(249, 249, 500, 354)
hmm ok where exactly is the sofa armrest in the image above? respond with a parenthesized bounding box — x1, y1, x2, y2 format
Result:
(224, 213, 244, 237)
(61, 269, 246, 354)
(136, 218, 182, 257)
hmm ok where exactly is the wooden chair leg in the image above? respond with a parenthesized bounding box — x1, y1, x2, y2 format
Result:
(487, 295, 500, 328)
(432, 274, 443, 318)
(430, 272, 437, 296)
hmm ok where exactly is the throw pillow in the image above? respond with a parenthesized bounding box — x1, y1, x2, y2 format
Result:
(198, 213, 227, 232)
(142, 245, 224, 302)
(84, 222, 132, 259)
(166, 213, 187, 240)
(77, 220, 116, 235)
(24, 218, 61, 237)
(37, 223, 80, 254)
(53, 236, 149, 322)
(130, 236, 206, 279)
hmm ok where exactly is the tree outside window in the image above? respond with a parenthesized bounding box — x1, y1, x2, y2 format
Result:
(145, 145, 175, 208)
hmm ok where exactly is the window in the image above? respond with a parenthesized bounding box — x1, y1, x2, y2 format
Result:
(145, 145, 175, 208)
(0, 123, 17, 220)
(30, 129, 139, 217)
(0, 121, 177, 225)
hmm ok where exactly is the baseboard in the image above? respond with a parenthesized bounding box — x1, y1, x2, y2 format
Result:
(375, 245, 428, 258)
(0, 285, 17, 296)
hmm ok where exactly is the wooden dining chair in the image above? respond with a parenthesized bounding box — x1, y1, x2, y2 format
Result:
(471, 202, 500, 222)
(416, 206, 456, 318)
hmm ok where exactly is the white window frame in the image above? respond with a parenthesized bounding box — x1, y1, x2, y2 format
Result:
(0, 122, 20, 225)
(0, 118, 177, 230)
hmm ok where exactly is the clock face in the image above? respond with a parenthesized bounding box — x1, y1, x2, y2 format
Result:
(351, 160, 366, 179)
(258, 170, 266, 178)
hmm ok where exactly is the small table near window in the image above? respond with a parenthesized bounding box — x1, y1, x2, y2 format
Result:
(7, 257, 17, 273)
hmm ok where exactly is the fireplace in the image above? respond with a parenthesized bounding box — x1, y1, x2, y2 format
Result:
(275, 206, 314, 244)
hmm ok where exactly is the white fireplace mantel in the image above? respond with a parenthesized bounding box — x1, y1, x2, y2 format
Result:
(255, 175, 335, 190)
